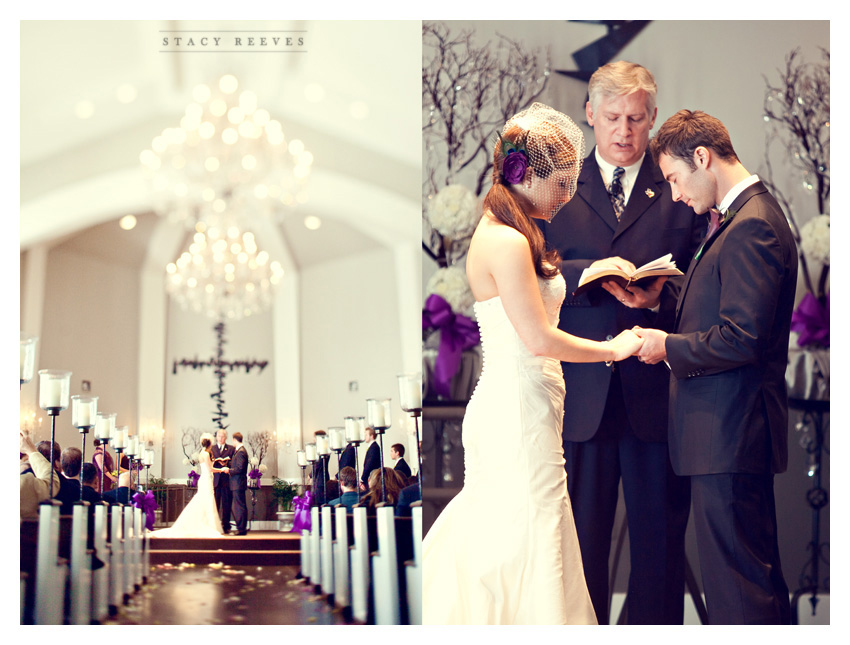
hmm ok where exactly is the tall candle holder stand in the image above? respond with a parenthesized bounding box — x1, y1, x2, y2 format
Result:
(367, 398, 392, 504)
(39, 370, 72, 500)
(398, 373, 423, 503)
(345, 416, 365, 502)
(72, 395, 98, 501)
(305, 445, 317, 506)
(113, 448, 125, 502)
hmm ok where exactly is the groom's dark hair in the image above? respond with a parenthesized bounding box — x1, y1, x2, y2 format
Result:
(232, 432, 243, 442)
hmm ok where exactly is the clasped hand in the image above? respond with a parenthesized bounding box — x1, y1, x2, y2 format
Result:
(631, 326, 668, 364)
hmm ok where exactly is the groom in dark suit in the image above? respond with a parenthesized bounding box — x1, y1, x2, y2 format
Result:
(540, 61, 702, 624)
(226, 432, 249, 536)
(212, 429, 235, 533)
(635, 110, 795, 624)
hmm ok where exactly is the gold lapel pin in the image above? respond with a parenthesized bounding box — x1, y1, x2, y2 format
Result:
(645, 188, 655, 198)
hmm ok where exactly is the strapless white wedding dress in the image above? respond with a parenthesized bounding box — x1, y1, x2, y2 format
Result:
(422, 273, 596, 625)
(150, 452, 223, 538)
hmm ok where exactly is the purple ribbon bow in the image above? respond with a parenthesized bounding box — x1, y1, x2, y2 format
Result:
(422, 294, 481, 399)
(791, 292, 830, 347)
(248, 469, 262, 488)
(291, 492, 312, 533)
(132, 490, 159, 531)
(187, 470, 200, 487)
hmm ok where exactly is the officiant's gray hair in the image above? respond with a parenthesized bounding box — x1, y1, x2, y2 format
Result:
(588, 60, 657, 116)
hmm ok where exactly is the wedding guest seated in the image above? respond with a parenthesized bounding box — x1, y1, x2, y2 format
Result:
(325, 479, 340, 504)
(81, 463, 102, 505)
(20, 432, 60, 519)
(37, 440, 62, 497)
(327, 467, 360, 512)
(391, 443, 412, 480)
(56, 447, 83, 515)
(362, 467, 406, 511)
(92, 438, 116, 493)
(102, 471, 134, 505)
(395, 482, 421, 517)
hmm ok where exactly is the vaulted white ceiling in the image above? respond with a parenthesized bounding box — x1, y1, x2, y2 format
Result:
(20, 20, 422, 268)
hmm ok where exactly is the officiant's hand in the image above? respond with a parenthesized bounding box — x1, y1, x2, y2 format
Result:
(603, 276, 667, 309)
(632, 326, 668, 364)
(590, 256, 636, 273)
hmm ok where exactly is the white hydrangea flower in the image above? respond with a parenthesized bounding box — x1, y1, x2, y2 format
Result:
(800, 214, 830, 266)
(427, 184, 480, 239)
(250, 457, 259, 466)
(182, 457, 190, 466)
(426, 265, 476, 319)
(259, 464, 268, 473)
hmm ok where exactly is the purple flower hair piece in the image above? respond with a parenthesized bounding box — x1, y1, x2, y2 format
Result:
(498, 131, 529, 184)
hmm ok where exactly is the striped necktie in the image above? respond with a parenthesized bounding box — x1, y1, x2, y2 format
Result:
(609, 166, 625, 220)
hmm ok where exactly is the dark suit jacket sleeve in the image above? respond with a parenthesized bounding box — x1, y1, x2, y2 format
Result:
(229, 450, 248, 476)
(666, 214, 789, 378)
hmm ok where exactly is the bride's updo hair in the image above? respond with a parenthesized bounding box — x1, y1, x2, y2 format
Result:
(484, 103, 584, 279)
(201, 437, 212, 458)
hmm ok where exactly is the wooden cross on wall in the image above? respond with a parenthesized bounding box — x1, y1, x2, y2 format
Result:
(172, 321, 269, 430)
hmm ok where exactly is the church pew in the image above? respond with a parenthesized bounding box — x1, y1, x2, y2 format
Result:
(123, 506, 135, 597)
(91, 503, 110, 623)
(349, 505, 371, 623)
(309, 506, 321, 591)
(372, 504, 403, 624)
(68, 503, 93, 625)
(108, 504, 125, 613)
(34, 501, 67, 624)
(333, 506, 351, 612)
(405, 503, 423, 625)
(320, 505, 335, 598)
(20, 519, 39, 624)
(299, 528, 311, 580)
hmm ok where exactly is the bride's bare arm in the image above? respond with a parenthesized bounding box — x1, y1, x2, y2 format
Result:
(486, 226, 641, 363)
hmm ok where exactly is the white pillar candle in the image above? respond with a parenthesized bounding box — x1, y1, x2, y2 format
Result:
(112, 426, 127, 449)
(305, 442, 318, 462)
(328, 427, 346, 450)
(367, 398, 391, 428)
(38, 370, 71, 410)
(316, 433, 330, 456)
(296, 450, 307, 467)
(398, 373, 423, 411)
(344, 416, 362, 443)
(126, 436, 137, 456)
(143, 448, 155, 466)
(20, 335, 37, 383)
(72, 396, 98, 428)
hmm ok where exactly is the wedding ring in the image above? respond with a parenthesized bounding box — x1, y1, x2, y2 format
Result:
(620, 298, 626, 303)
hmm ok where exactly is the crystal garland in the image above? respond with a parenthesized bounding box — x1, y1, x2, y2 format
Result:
(165, 222, 284, 320)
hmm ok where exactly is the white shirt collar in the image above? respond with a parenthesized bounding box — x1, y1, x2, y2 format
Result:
(718, 174, 759, 214)
(594, 147, 644, 204)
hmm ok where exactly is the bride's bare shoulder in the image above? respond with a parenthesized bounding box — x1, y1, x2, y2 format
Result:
(471, 212, 531, 254)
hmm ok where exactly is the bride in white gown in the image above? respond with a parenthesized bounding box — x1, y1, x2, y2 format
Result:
(150, 437, 224, 538)
(422, 104, 643, 625)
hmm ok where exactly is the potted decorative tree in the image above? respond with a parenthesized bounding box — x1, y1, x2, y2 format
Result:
(272, 477, 299, 531)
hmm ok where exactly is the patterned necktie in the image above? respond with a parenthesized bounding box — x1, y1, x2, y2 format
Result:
(609, 166, 625, 220)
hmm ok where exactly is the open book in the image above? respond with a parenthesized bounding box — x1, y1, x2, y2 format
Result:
(213, 456, 231, 464)
(573, 253, 683, 297)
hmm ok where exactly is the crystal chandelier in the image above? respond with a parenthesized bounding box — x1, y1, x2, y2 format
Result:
(165, 221, 284, 320)
(140, 74, 312, 227)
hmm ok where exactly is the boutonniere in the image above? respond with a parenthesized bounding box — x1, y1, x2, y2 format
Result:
(645, 188, 655, 198)
(722, 208, 738, 225)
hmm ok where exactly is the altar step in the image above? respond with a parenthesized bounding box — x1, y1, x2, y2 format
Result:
(148, 531, 301, 566)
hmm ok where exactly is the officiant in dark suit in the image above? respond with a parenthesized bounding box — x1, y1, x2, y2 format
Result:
(635, 110, 795, 624)
(226, 432, 249, 536)
(540, 61, 702, 624)
(212, 429, 235, 533)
